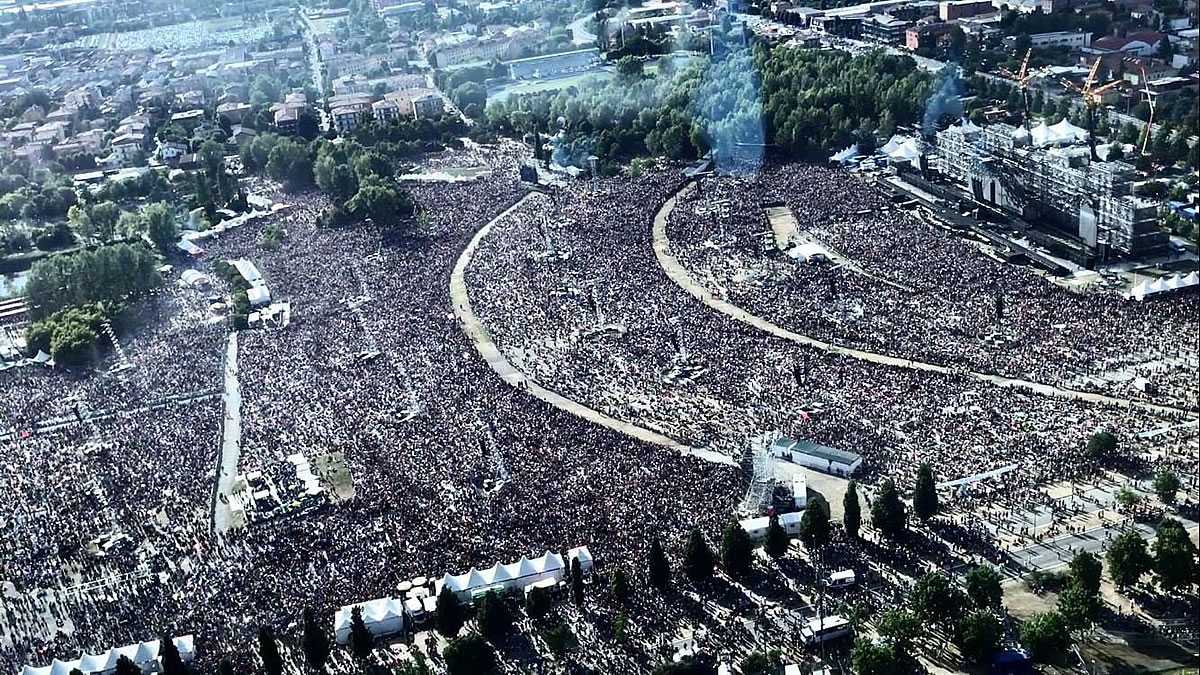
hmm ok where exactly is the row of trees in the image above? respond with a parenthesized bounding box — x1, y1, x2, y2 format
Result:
(485, 45, 934, 169)
(239, 130, 421, 230)
(24, 242, 161, 320)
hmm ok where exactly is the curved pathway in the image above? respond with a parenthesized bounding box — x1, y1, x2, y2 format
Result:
(653, 184, 1195, 418)
(451, 193, 735, 466)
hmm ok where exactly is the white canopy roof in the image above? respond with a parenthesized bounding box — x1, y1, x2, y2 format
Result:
(829, 144, 859, 164)
(21, 636, 194, 675)
(436, 546, 593, 598)
(1031, 119, 1088, 147)
(333, 598, 406, 644)
(1125, 272, 1199, 301)
(886, 137, 923, 161)
(878, 134, 907, 154)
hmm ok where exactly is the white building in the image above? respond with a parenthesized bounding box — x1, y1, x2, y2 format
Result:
(771, 438, 862, 477)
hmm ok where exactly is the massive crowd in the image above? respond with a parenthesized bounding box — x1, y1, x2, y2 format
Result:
(1, 145, 746, 674)
(2, 149, 1194, 674)
(663, 166, 1200, 410)
(466, 167, 1196, 493)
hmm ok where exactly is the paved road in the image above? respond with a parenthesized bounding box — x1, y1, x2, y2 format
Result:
(1011, 522, 1158, 572)
(451, 193, 734, 467)
(652, 184, 1195, 418)
(213, 332, 243, 534)
(568, 13, 597, 46)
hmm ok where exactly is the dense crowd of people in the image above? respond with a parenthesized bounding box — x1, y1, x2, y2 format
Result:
(1, 145, 747, 674)
(1, 148, 1195, 674)
(663, 166, 1199, 410)
(467, 168, 1194, 497)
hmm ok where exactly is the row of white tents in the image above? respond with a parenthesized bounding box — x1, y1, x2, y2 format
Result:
(333, 546, 595, 645)
(21, 637, 194, 675)
(437, 546, 594, 601)
(1125, 272, 1200, 301)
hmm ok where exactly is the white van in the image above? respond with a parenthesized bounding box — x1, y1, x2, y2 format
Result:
(800, 615, 852, 646)
(827, 569, 856, 589)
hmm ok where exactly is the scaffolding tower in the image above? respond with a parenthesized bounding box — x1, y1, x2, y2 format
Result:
(738, 431, 779, 516)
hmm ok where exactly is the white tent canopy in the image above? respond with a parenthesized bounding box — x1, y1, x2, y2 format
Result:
(886, 137, 923, 162)
(1030, 119, 1088, 147)
(334, 598, 406, 645)
(829, 144, 859, 164)
(1125, 272, 1200, 301)
(21, 636, 194, 675)
(787, 242, 830, 263)
(436, 546, 593, 601)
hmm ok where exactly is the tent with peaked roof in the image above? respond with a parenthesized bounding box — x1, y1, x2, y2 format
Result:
(829, 144, 859, 165)
(333, 598, 406, 645)
(21, 636, 194, 675)
(878, 134, 907, 155)
(435, 546, 593, 601)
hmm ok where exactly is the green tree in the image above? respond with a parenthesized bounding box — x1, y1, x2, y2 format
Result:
(524, 584, 552, 622)
(542, 622, 577, 656)
(159, 636, 187, 675)
(1115, 487, 1141, 510)
(1056, 583, 1100, 631)
(721, 519, 754, 579)
(965, 565, 1003, 609)
(347, 182, 415, 227)
(476, 591, 513, 642)
(1154, 518, 1197, 591)
(611, 568, 633, 603)
(800, 494, 832, 551)
(764, 514, 789, 557)
(876, 609, 921, 655)
(616, 55, 645, 80)
(955, 611, 1002, 664)
(143, 202, 177, 252)
(683, 527, 715, 582)
(436, 586, 466, 637)
(218, 659, 234, 675)
(257, 626, 284, 675)
(349, 605, 374, 660)
(912, 463, 939, 522)
(301, 607, 331, 673)
(266, 138, 313, 189)
(739, 651, 781, 675)
(1107, 530, 1151, 589)
(1020, 611, 1069, 663)
(872, 479, 907, 538)
(444, 634, 498, 675)
(1086, 430, 1118, 462)
(1152, 468, 1181, 505)
(115, 656, 140, 675)
(50, 320, 98, 366)
(1068, 551, 1102, 597)
(570, 557, 585, 606)
(851, 637, 900, 675)
(648, 537, 671, 589)
(844, 480, 862, 539)
(911, 572, 967, 629)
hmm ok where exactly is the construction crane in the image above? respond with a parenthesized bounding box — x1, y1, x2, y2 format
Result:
(999, 49, 1046, 132)
(1137, 66, 1156, 158)
(1060, 57, 1122, 161)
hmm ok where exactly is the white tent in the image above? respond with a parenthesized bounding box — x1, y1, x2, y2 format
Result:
(878, 134, 907, 155)
(1030, 119, 1088, 147)
(247, 286, 271, 307)
(436, 546, 593, 601)
(829, 144, 859, 165)
(21, 636, 194, 675)
(886, 138, 923, 163)
(787, 242, 830, 263)
(180, 269, 210, 287)
(1125, 273, 1200, 301)
(334, 598, 406, 645)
